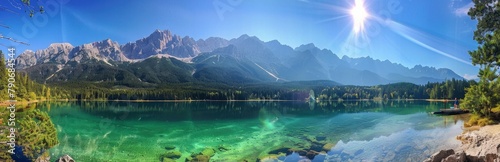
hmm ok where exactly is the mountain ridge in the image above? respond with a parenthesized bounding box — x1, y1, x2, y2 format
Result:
(15, 29, 465, 86)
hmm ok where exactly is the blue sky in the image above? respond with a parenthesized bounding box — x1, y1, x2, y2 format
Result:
(0, 0, 479, 79)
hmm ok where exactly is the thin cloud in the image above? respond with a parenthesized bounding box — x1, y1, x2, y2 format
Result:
(454, 2, 473, 17)
(463, 73, 478, 80)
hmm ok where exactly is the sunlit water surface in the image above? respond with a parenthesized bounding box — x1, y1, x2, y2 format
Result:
(38, 101, 465, 161)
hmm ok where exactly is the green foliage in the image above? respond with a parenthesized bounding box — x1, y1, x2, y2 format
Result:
(24, 57, 196, 87)
(0, 107, 13, 161)
(28, 92, 36, 101)
(468, 0, 500, 44)
(17, 108, 59, 161)
(0, 51, 9, 100)
(52, 79, 472, 101)
(192, 52, 276, 83)
(463, 0, 500, 120)
(465, 114, 495, 127)
(0, 51, 64, 161)
(122, 57, 195, 83)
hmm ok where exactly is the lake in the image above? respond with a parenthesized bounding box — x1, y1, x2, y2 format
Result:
(38, 100, 465, 161)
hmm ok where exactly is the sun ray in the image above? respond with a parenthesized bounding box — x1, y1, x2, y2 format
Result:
(316, 15, 350, 24)
(385, 20, 473, 66)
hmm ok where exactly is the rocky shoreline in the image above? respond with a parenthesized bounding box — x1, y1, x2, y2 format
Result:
(424, 124, 500, 162)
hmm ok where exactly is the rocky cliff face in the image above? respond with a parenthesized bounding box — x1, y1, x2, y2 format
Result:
(15, 39, 128, 68)
(70, 39, 128, 64)
(121, 29, 201, 59)
(15, 43, 73, 69)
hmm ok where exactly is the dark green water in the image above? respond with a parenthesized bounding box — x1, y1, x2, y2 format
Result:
(38, 101, 465, 161)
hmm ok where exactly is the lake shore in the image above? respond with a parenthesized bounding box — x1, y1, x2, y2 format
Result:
(425, 124, 500, 161)
(0, 100, 39, 107)
(1, 98, 454, 105)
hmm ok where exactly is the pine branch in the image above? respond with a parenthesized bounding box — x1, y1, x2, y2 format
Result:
(0, 5, 20, 15)
(0, 34, 30, 45)
(0, 23, 10, 29)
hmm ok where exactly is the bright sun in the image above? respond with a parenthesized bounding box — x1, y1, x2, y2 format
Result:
(350, 0, 368, 33)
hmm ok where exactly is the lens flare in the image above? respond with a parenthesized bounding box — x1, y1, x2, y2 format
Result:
(350, 0, 368, 34)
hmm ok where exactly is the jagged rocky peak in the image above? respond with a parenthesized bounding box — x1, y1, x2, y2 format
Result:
(45, 43, 74, 53)
(229, 34, 255, 44)
(94, 39, 117, 47)
(15, 50, 36, 69)
(196, 37, 230, 53)
(15, 43, 75, 69)
(237, 34, 250, 40)
(70, 38, 128, 63)
(87, 39, 121, 52)
(295, 43, 318, 52)
(266, 40, 282, 46)
(32, 43, 74, 59)
(121, 29, 200, 59)
(341, 55, 351, 60)
(150, 29, 174, 48)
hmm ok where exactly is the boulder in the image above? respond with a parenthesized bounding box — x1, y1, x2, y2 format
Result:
(443, 151, 466, 162)
(484, 153, 499, 162)
(426, 149, 455, 162)
(56, 155, 75, 162)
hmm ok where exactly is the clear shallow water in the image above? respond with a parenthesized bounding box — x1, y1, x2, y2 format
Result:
(37, 101, 466, 161)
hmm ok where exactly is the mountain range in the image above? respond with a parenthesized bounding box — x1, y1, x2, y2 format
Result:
(15, 29, 464, 86)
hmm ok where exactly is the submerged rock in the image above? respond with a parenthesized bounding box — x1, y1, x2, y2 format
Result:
(189, 155, 210, 162)
(315, 136, 327, 141)
(201, 148, 215, 157)
(164, 145, 176, 150)
(161, 157, 176, 162)
(217, 145, 230, 152)
(35, 155, 50, 162)
(305, 150, 320, 160)
(310, 143, 324, 152)
(186, 147, 216, 162)
(294, 149, 307, 156)
(268, 147, 293, 155)
(160, 150, 182, 160)
(322, 143, 336, 151)
(258, 153, 286, 162)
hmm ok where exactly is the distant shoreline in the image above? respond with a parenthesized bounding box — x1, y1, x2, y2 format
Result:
(0, 100, 39, 107)
(0, 98, 455, 106)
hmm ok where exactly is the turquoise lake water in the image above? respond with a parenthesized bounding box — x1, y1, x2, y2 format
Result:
(38, 101, 466, 161)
